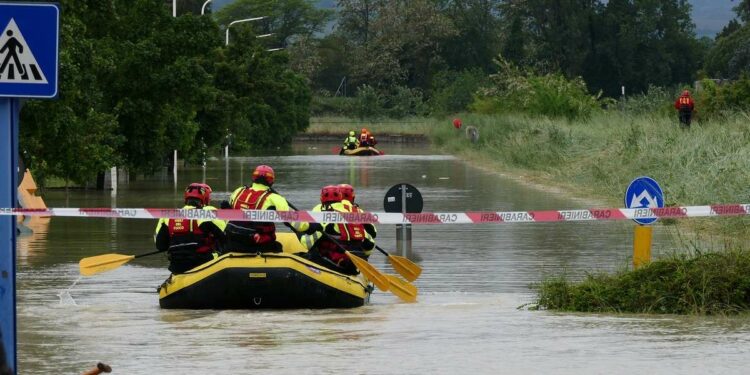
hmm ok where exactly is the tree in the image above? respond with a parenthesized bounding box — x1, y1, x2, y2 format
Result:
(212, 27, 311, 151)
(20, 0, 122, 186)
(583, 0, 701, 96)
(499, 0, 601, 77)
(440, 0, 504, 72)
(214, 0, 333, 47)
(335, 0, 457, 91)
(704, 24, 750, 79)
(95, 1, 220, 173)
(733, 0, 750, 22)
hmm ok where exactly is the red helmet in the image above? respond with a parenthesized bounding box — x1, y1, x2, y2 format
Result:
(682, 90, 691, 97)
(320, 185, 342, 204)
(184, 183, 212, 207)
(252, 165, 275, 186)
(338, 184, 355, 202)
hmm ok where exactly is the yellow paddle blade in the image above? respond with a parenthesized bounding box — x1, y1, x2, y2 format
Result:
(79, 254, 136, 276)
(388, 255, 422, 282)
(346, 251, 390, 292)
(385, 274, 417, 303)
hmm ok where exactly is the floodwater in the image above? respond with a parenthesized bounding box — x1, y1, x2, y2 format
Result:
(15, 142, 750, 374)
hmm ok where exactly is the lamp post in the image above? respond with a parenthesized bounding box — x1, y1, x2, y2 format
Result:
(225, 17, 266, 46)
(172, 0, 176, 17)
(201, 0, 212, 15)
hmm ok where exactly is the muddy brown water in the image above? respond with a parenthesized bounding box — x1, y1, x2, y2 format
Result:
(15, 142, 750, 374)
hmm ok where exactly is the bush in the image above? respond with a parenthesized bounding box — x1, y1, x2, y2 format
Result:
(532, 249, 750, 315)
(310, 95, 356, 116)
(429, 69, 486, 115)
(312, 84, 428, 119)
(386, 85, 427, 118)
(471, 57, 602, 120)
(353, 84, 384, 119)
(616, 85, 675, 116)
(696, 76, 750, 119)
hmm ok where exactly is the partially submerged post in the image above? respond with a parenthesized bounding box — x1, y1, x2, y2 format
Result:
(383, 183, 423, 257)
(624, 176, 663, 269)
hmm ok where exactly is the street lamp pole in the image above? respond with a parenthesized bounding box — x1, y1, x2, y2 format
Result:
(172, 0, 176, 17)
(201, 0, 212, 15)
(225, 17, 266, 46)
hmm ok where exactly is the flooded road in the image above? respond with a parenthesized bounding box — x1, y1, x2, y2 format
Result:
(16, 142, 750, 374)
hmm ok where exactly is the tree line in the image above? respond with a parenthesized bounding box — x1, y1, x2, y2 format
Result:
(21, 0, 311, 186)
(20, 0, 750, 185)
(297, 0, 749, 117)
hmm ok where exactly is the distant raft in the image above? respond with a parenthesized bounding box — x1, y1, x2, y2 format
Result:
(340, 146, 383, 156)
(158, 233, 372, 309)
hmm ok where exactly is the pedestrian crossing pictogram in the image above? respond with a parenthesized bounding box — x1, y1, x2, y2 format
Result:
(0, 18, 47, 84)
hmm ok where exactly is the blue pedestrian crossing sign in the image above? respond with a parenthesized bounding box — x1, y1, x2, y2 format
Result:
(624, 176, 664, 225)
(0, 2, 59, 98)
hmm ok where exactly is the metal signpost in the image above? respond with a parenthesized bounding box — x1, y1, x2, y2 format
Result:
(0, 3, 59, 373)
(383, 183, 423, 257)
(624, 176, 664, 268)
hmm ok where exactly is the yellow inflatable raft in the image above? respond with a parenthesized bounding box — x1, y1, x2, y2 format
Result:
(158, 233, 372, 309)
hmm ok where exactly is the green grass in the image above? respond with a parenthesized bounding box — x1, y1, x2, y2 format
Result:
(308, 116, 434, 135)
(427, 111, 750, 237)
(532, 248, 750, 315)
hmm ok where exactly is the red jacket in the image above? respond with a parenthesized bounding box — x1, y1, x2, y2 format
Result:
(675, 96, 694, 111)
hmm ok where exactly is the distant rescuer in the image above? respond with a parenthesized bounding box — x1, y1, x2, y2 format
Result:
(154, 183, 226, 274)
(674, 90, 695, 128)
(342, 130, 359, 152)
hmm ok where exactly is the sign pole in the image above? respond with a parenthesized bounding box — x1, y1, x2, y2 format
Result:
(0, 3, 60, 372)
(633, 224, 653, 268)
(0, 97, 19, 373)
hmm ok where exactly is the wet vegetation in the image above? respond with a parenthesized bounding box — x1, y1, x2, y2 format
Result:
(531, 248, 750, 315)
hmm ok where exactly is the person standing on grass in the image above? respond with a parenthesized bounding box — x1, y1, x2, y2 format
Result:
(674, 90, 695, 129)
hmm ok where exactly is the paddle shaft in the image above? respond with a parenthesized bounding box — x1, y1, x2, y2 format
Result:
(134, 249, 165, 259)
(375, 245, 390, 257)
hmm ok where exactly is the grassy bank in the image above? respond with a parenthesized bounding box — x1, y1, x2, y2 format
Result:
(532, 248, 750, 315)
(427, 111, 750, 238)
(420, 111, 750, 315)
(308, 116, 433, 135)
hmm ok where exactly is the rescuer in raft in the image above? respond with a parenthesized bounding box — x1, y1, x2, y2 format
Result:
(154, 183, 226, 274)
(338, 183, 377, 256)
(299, 185, 375, 275)
(342, 130, 359, 151)
(224, 165, 306, 253)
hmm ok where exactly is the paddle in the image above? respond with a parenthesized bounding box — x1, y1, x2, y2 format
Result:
(79, 249, 164, 276)
(375, 245, 422, 282)
(274, 193, 403, 295)
(384, 274, 417, 303)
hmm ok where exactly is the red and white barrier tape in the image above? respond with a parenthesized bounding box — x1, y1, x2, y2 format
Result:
(2, 204, 749, 224)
